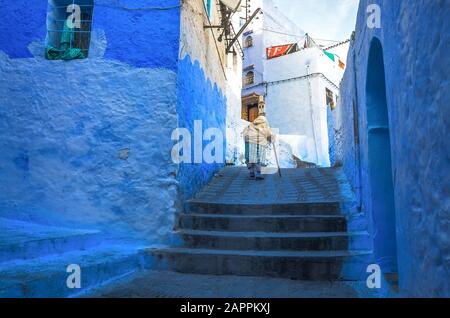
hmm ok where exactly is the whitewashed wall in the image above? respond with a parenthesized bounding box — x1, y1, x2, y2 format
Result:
(225, 11, 246, 164)
(264, 47, 342, 167)
(240, 0, 345, 167)
(181, 1, 244, 167)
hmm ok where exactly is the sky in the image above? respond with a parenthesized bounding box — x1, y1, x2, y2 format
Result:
(271, 0, 360, 44)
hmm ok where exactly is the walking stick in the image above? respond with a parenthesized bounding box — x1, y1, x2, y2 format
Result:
(273, 141, 282, 177)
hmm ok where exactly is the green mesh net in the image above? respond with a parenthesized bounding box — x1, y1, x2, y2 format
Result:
(45, 20, 86, 61)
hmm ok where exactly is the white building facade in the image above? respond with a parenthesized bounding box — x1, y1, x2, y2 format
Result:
(239, 0, 348, 168)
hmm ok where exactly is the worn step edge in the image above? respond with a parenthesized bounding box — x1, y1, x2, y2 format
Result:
(179, 213, 347, 219)
(0, 231, 103, 263)
(178, 213, 348, 233)
(187, 200, 344, 206)
(148, 247, 371, 258)
(176, 230, 370, 251)
(185, 201, 343, 215)
(177, 229, 363, 238)
(0, 245, 146, 298)
(147, 248, 372, 281)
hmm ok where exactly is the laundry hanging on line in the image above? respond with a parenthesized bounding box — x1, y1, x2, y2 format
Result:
(266, 43, 300, 60)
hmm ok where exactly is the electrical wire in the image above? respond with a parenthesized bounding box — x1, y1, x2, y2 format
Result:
(261, 28, 347, 44)
(200, 0, 228, 79)
(323, 39, 351, 51)
(261, 28, 306, 38)
(314, 37, 347, 43)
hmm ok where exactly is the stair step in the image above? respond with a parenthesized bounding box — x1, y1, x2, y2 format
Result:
(148, 247, 372, 281)
(0, 218, 102, 263)
(178, 213, 347, 233)
(185, 201, 342, 215)
(0, 245, 145, 298)
(164, 167, 372, 281)
(176, 230, 369, 251)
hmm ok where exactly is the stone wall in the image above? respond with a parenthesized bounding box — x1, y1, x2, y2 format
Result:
(176, 56, 227, 200)
(264, 48, 341, 167)
(0, 0, 242, 243)
(177, 0, 248, 198)
(175, 0, 234, 200)
(335, 0, 449, 296)
(0, 0, 181, 243)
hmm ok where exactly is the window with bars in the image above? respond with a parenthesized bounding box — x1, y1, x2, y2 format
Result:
(244, 71, 255, 86)
(326, 88, 335, 110)
(45, 0, 94, 60)
(244, 36, 253, 48)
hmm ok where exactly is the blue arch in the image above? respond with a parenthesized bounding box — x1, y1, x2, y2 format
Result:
(365, 37, 398, 273)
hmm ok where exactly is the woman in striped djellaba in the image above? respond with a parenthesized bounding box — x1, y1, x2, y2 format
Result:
(243, 99, 275, 180)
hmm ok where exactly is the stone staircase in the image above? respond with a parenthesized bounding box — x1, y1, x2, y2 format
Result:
(0, 218, 146, 298)
(149, 167, 373, 281)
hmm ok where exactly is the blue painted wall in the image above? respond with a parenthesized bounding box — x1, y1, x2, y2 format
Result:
(176, 56, 227, 200)
(0, 0, 181, 70)
(365, 37, 397, 273)
(327, 106, 335, 166)
(335, 0, 450, 296)
(0, 0, 48, 58)
(93, 0, 180, 71)
(0, 0, 182, 243)
(0, 0, 230, 244)
(0, 0, 232, 298)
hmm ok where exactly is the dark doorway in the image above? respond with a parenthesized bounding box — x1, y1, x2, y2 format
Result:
(365, 37, 398, 274)
(247, 104, 259, 122)
(242, 93, 262, 122)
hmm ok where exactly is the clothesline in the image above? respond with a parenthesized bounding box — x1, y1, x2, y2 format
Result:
(260, 28, 347, 44)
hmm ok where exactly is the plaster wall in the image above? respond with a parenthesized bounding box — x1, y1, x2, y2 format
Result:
(335, 0, 450, 296)
(241, 1, 345, 167)
(0, 0, 182, 243)
(264, 48, 341, 167)
(177, 0, 244, 197)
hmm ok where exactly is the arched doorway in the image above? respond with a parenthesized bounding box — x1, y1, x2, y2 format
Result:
(365, 38, 398, 274)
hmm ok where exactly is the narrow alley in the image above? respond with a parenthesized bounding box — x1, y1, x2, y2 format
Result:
(0, 0, 448, 300)
(91, 166, 384, 298)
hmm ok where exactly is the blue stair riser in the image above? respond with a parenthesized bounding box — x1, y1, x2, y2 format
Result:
(178, 214, 348, 233)
(148, 250, 372, 281)
(0, 252, 144, 298)
(178, 233, 358, 251)
(0, 232, 102, 263)
(185, 202, 343, 215)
